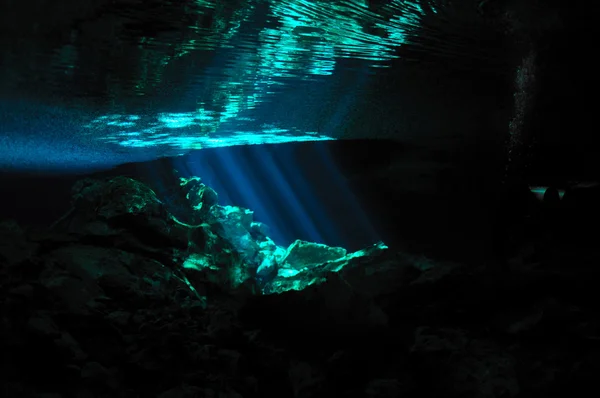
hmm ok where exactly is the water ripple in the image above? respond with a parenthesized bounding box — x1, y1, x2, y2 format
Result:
(2, 0, 498, 154)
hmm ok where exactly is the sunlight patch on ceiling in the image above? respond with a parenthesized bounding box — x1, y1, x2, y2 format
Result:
(83, 112, 333, 151)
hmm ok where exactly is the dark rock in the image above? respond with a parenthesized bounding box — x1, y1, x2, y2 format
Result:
(1, 175, 600, 398)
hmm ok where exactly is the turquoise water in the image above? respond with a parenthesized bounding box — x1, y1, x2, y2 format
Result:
(0, 0, 447, 172)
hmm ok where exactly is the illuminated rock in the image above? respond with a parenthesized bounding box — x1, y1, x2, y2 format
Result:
(280, 239, 347, 271)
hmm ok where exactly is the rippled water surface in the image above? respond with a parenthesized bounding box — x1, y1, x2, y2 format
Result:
(1, 0, 509, 170)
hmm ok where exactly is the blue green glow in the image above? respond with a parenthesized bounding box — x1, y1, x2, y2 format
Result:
(1, 0, 435, 171)
(84, 112, 333, 151)
(529, 186, 565, 201)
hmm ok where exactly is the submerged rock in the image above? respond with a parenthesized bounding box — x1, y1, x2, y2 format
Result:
(2, 175, 599, 398)
(265, 241, 388, 294)
(280, 239, 347, 270)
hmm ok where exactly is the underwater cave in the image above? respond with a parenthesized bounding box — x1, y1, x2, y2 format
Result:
(1, 1, 599, 397)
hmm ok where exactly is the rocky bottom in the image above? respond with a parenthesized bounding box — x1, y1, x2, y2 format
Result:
(1, 176, 599, 398)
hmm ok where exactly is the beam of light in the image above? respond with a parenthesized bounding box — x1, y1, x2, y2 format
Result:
(179, 145, 324, 247)
(164, 60, 377, 249)
(200, 148, 279, 240)
(169, 139, 382, 251)
(313, 141, 381, 247)
(172, 148, 288, 245)
(250, 145, 325, 245)
(271, 144, 335, 243)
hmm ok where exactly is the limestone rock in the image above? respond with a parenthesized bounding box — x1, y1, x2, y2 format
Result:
(281, 239, 347, 270)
